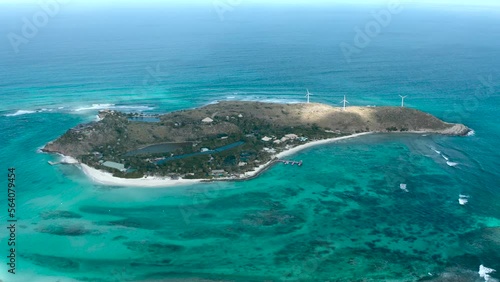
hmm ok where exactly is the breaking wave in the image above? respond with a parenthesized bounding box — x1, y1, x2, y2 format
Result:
(4, 110, 37, 117)
(459, 194, 469, 205)
(479, 265, 497, 282)
(73, 104, 154, 112)
(73, 104, 116, 112)
(431, 147, 460, 167)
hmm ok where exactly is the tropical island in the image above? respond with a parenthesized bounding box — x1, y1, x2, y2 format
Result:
(42, 101, 471, 186)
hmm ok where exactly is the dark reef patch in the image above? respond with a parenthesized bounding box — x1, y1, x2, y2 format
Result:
(124, 241, 185, 255)
(40, 210, 83, 220)
(21, 253, 80, 272)
(36, 224, 94, 236)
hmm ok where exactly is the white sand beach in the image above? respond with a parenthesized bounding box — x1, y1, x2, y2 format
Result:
(63, 132, 372, 187)
(274, 132, 372, 159)
(57, 154, 201, 187)
(79, 163, 202, 187)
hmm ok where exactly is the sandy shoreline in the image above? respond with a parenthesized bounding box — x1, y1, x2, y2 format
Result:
(49, 132, 383, 188)
(274, 132, 372, 159)
(79, 163, 202, 187)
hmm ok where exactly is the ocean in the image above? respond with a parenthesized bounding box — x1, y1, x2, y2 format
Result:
(0, 2, 499, 281)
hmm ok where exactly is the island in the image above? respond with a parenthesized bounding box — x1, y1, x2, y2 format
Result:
(42, 101, 471, 186)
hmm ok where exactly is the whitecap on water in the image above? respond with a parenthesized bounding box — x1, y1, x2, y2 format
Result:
(73, 104, 116, 112)
(4, 110, 37, 116)
(459, 195, 469, 205)
(479, 265, 497, 281)
(447, 161, 459, 167)
(5, 108, 62, 116)
(73, 104, 154, 113)
(400, 183, 409, 192)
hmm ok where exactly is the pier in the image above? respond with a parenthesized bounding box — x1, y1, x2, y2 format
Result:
(277, 160, 303, 166)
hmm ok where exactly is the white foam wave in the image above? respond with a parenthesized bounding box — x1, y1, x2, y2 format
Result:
(400, 183, 409, 192)
(467, 130, 476, 137)
(60, 155, 79, 164)
(73, 104, 154, 113)
(458, 194, 469, 205)
(259, 98, 302, 104)
(113, 105, 154, 111)
(430, 147, 459, 167)
(4, 106, 74, 117)
(4, 110, 37, 116)
(479, 265, 496, 281)
(237, 96, 302, 104)
(73, 104, 115, 112)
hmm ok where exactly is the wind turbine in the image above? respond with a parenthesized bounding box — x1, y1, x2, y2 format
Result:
(341, 95, 349, 111)
(305, 89, 313, 104)
(399, 95, 408, 107)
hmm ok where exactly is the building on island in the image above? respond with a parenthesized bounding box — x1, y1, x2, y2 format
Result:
(261, 136, 272, 142)
(202, 117, 214, 123)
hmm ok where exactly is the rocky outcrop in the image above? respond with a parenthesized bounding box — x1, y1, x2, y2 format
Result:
(438, 124, 471, 136)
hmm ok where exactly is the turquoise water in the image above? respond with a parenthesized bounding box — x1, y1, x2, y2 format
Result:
(0, 3, 499, 281)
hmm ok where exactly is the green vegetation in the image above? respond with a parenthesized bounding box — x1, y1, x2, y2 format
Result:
(43, 101, 470, 180)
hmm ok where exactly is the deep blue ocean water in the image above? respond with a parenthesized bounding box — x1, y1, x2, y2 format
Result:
(0, 2, 499, 281)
